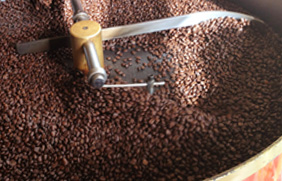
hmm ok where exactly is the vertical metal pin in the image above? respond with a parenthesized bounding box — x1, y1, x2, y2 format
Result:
(147, 75, 155, 94)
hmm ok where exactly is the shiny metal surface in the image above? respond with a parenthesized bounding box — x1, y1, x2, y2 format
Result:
(16, 36, 70, 55)
(71, 0, 84, 13)
(147, 75, 156, 94)
(103, 82, 165, 88)
(16, 11, 263, 55)
(73, 12, 90, 22)
(101, 11, 263, 41)
(69, 20, 104, 74)
(71, 0, 90, 22)
(83, 41, 107, 88)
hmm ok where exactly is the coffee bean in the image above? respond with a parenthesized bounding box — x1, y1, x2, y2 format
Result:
(1, 0, 282, 181)
(62, 158, 68, 166)
(142, 159, 149, 166)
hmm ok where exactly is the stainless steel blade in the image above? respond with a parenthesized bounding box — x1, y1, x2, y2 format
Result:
(16, 11, 263, 55)
(16, 36, 71, 55)
(101, 11, 263, 41)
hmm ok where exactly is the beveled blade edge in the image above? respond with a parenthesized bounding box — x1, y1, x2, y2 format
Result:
(101, 10, 264, 41)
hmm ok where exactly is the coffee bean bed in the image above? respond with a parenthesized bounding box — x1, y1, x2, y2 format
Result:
(0, 0, 282, 180)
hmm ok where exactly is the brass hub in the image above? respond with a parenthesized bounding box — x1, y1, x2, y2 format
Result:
(70, 20, 104, 74)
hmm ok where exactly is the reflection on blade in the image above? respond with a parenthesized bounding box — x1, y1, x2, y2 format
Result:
(101, 11, 263, 41)
(16, 11, 263, 54)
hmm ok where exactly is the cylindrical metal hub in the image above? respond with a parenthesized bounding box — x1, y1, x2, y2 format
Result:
(70, 20, 104, 75)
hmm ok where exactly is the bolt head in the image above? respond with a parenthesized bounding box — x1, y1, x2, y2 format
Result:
(90, 74, 105, 88)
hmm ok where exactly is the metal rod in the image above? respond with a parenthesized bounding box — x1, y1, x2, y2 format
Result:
(70, 0, 89, 22)
(83, 41, 107, 88)
(103, 82, 165, 88)
(71, 0, 84, 14)
(83, 41, 101, 70)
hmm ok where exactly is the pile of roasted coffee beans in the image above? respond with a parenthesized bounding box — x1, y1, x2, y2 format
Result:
(1, 0, 282, 180)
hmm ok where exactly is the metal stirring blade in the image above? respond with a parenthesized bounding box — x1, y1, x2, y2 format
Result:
(16, 0, 264, 93)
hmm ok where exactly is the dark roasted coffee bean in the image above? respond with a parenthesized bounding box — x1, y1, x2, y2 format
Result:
(1, 0, 282, 181)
